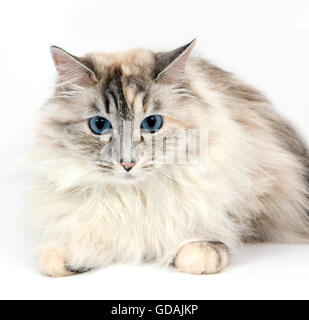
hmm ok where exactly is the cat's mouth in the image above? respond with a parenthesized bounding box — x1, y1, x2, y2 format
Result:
(111, 171, 140, 184)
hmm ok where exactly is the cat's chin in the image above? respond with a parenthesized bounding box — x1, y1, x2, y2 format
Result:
(108, 172, 145, 185)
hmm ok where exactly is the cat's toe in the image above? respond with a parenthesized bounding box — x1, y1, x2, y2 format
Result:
(174, 241, 229, 275)
(39, 248, 74, 277)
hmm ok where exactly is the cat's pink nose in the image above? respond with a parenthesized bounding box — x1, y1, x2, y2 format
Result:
(120, 162, 136, 172)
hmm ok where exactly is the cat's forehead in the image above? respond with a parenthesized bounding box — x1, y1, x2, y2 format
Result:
(85, 49, 156, 79)
(85, 50, 157, 120)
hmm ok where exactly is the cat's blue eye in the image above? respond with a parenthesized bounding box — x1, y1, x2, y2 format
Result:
(141, 115, 163, 133)
(89, 116, 112, 135)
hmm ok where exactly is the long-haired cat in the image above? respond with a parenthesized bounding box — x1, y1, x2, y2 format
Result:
(31, 40, 309, 277)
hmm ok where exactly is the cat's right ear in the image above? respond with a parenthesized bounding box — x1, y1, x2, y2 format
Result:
(50, 46, 98, 86)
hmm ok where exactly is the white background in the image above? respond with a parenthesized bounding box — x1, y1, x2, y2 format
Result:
(1, 0, 309, 300)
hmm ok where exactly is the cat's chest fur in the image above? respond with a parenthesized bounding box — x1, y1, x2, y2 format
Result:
(36, 162, 244, 271)
(55, 172, 232, 270)
(64, 179, 203, 267)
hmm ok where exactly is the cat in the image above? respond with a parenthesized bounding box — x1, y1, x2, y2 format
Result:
(31, 40, 309, 277)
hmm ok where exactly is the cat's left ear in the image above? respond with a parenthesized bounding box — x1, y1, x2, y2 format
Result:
(155, 39, 196, 84)
(50, 46, 98, 86)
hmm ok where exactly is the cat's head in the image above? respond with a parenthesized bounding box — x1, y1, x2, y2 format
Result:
(40, 40, 203, 184)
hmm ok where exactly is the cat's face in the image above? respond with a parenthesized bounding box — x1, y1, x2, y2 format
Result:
(44, 41, 200, 184)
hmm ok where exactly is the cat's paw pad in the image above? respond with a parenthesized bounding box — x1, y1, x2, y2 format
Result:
(174, 241, 228, 275)
(39, 249, 74, 277)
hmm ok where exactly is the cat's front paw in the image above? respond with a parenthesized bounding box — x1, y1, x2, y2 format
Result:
(174, 241, 228, 275)
(39, 248, 74, 277)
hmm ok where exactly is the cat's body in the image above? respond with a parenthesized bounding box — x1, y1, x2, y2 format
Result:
(32, 41, 309, 276)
